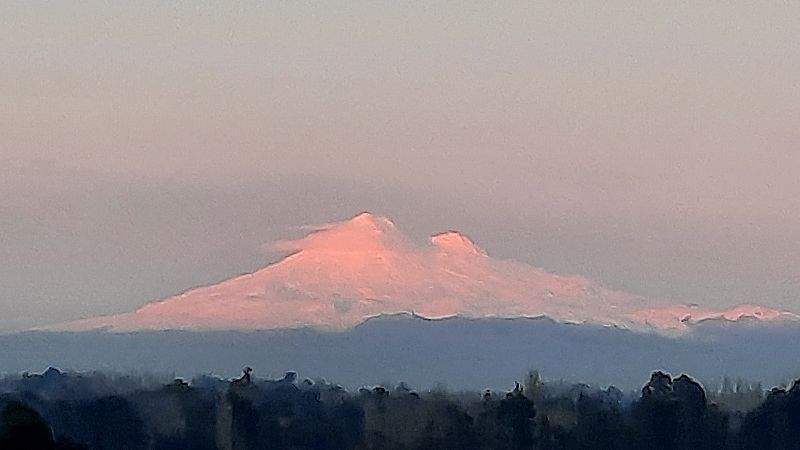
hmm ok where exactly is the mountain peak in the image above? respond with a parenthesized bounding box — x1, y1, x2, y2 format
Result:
(276, 212, 401, 254)
(430, 231, 486, 256)
(346, 212, 396, 231)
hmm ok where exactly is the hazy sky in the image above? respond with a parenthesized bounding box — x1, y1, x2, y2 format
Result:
(1, 1, 799, 331)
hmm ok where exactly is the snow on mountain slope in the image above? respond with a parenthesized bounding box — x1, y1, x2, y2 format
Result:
(45, 213, 795, 333)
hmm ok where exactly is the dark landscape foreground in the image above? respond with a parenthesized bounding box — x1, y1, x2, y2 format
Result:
(4, 315, 800, 449)
(2, 365, 800, 450)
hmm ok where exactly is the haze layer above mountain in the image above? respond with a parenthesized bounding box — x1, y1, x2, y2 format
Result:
(49, 213, 791, 333)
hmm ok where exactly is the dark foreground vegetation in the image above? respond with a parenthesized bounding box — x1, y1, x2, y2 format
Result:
(1, 367, 799, 449)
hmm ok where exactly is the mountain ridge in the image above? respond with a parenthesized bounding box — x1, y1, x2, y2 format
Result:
(43, 212, 795, 334)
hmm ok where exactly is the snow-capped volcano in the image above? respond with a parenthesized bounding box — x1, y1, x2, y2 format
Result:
(48, 213, 794, 333)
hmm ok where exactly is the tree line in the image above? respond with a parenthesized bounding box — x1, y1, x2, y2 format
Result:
(1, 367, 800, 449)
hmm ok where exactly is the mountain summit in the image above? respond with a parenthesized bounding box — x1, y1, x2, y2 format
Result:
(275, 212, 405, 255)
(49, 213, 793, 333)
(430, 231, 486, 256)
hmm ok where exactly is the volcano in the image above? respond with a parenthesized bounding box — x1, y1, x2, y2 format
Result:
(48, 213, 793, 333)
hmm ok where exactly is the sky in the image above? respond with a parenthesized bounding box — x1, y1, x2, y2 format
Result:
(1, 1, 799, 331)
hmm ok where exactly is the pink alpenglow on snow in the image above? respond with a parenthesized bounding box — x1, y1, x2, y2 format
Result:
(48, 213, 796, 333)
(628, 304, 792, 329)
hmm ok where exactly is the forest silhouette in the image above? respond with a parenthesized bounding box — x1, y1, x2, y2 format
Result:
(1, 366, 798, 449)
